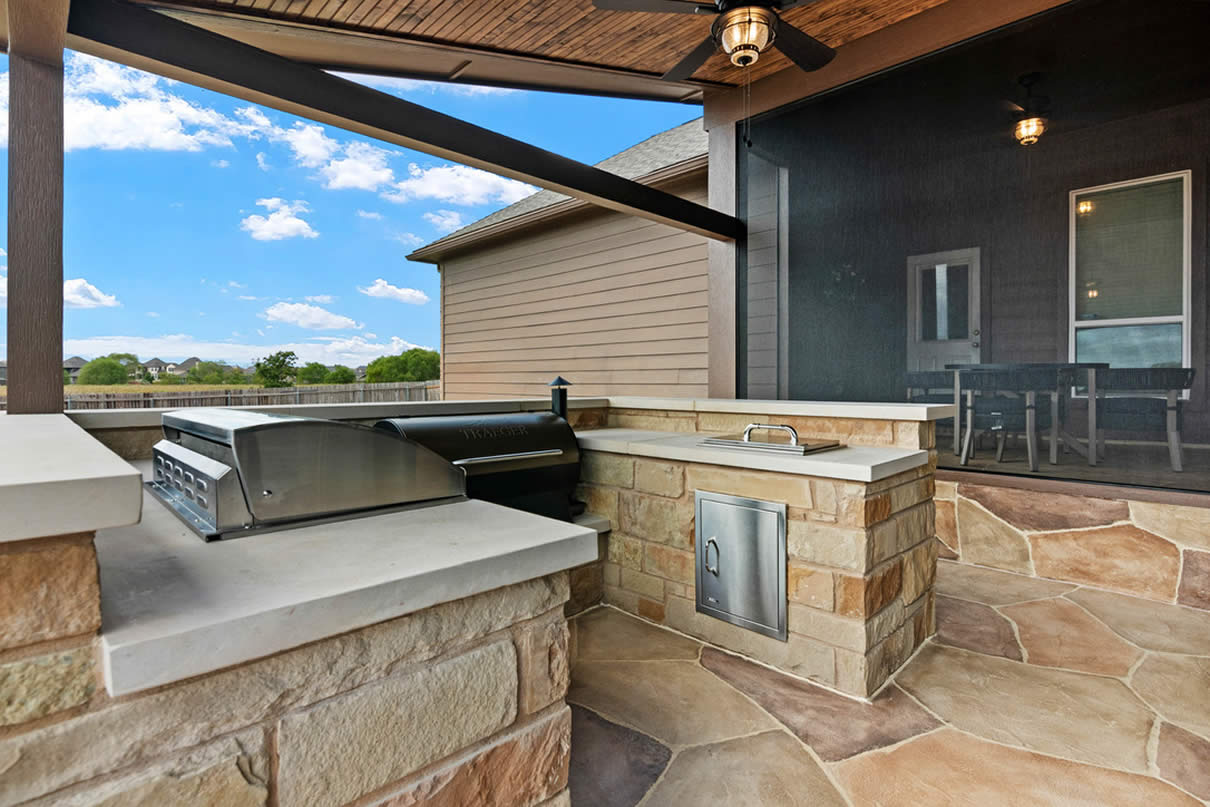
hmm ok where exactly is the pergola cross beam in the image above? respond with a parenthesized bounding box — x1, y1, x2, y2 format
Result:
(65, 0, 745, 242)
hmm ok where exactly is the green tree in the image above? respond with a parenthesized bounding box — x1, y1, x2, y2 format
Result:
(297, 362, 330, 385)
(325, 365, 356, 384)
(223, 366, 249, 385)
(78, 357, 129, 385)
(254, 351, 297, 388)
(365, 349, 440, 383)
(157, 373, 184, 385)
(401, 348, 440, 381)
(63, 369, 71, 385)
(186, 361, 230, 385)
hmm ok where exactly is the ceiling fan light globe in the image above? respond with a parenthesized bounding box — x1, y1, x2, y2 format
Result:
(715, 6, 776, 66)
(1014, 116, 1046, 146)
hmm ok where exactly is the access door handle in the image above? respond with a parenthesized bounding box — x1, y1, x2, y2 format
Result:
(704, 538, 720, 576)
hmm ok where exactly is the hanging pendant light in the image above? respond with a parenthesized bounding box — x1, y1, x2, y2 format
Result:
(1014, 116, 1046, 146)
(1013, 72, 1051, 147)
(714, 6, 777, 68)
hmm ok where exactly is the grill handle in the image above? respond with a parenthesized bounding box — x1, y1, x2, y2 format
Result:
(742, 423, 799, 446)
(452, 448, 564, 467)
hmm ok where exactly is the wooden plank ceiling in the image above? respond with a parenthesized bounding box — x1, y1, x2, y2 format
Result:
(137, 0, 952, 87)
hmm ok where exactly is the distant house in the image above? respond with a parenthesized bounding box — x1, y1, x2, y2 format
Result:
(62, 356, 88, 385)
(0, 360, 6, 386)
(408, 119, 708, 400)
(355, 365, 368, 381)
(142, 358, 168, 380)
(173, 357, 201, 377)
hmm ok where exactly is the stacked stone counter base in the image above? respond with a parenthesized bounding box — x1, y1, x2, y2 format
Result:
(578, 451, 938, 699)
(0, 572, 574, 807)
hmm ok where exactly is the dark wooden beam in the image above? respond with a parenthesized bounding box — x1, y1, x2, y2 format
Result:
(66, 0, 745, 242)
(6, 0, 70, 414)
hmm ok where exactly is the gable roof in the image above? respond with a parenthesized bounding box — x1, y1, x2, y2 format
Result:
(63, 356, 88, 369)
(408, 117, 707, 262)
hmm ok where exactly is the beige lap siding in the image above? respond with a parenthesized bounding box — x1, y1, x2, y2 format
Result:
(439, 175, 709, 400)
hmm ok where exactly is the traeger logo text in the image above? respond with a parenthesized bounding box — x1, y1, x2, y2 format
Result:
(459, 424, 528, 440)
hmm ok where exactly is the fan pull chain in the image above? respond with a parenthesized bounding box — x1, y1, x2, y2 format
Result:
(742, 65, 753, 148)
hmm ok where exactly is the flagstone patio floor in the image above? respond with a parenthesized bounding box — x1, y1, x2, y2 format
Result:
(567, 559, 1210, 806)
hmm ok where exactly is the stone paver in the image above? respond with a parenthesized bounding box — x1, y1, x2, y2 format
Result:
(1066, 588, 1210, 655)
(834, 728, 1201, 807)
(568, 660, 776, 747)
(1030, 525, 1181, 601)
(959, 485, 1130, 531)
(700, 648, 938, 761)
(1156, 723, 1210, 802)
(1177, 549, 1210, 611)
(954, 498, 1033, 573)
(573, 607, 700, 662)
(568, 705, 669, 807)
(936, 559, 1075, 605)
(935, 595, 1022, 660)
(898, 644, 1155, 772)
(1000, 597, 1142, 676)
(1132, 655, 1210, 739)
(570, 569, 1210, 807)
(643, 731, 847, 807)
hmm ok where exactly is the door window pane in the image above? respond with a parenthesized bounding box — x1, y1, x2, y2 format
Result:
(920, 264, 969, 341)
(1075, 323, 1182, 368)
(1075, 178, 1183, 321)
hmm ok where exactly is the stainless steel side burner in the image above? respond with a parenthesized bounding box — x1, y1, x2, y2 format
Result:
(701, 423, 840, 456)
(147, 408, 466, 541)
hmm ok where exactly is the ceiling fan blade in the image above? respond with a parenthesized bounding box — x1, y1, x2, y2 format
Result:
(773, 21, 836, 72)
(593, 0, 711, 13)
(662, 35, 720, 81)
(770, 0, 827, 10)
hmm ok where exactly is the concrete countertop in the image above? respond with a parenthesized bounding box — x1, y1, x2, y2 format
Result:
(0, 413, 143, 542)
(578, 429, 929, 483)
(606, 397, 954, 422)
(97, 462, 599, 696)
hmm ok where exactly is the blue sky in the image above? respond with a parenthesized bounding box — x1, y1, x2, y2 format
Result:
(0, 51, 698, 367)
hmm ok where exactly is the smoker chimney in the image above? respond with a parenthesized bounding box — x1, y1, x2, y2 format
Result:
(548, 376, 572, 420)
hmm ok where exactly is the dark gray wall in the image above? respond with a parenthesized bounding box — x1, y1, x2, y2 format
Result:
(741, 0, 1210, 433)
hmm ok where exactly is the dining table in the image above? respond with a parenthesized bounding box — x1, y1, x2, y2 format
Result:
(944, 362, 1111, 467)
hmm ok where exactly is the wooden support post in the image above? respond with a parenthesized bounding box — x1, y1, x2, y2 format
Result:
(5, 1, 70, 414)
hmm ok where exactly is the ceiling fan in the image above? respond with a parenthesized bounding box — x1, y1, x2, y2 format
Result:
(592, 0, 836, 81)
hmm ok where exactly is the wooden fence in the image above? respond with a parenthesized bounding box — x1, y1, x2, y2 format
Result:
(0, 381, 441, 411)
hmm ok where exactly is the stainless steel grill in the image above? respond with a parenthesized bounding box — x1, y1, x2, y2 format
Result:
(147, 408, 466, 541)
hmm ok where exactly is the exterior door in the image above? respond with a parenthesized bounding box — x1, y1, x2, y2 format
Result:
(906, 248, 982, 370)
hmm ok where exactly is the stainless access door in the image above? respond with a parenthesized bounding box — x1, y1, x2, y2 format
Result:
(695, 491, 787, 641)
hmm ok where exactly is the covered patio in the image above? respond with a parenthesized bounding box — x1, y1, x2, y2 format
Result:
(2, 1, 1209, 806)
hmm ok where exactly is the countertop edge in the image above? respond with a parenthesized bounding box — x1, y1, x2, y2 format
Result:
(606, 397, 954, 422)
(100, 519, 598, 696)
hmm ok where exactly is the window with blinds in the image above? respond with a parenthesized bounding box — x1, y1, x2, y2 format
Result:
(1070, 172, 1190, 370)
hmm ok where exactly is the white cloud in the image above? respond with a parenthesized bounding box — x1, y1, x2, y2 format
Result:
(228, 280, 246, 288)
(384, 163, 535, 206)
(424, 209, 464, 233)
(62, 333, 426, 366)
(332, 72, 516, 97)
(255, 152, 270, 171)
(238, 295, 260, 301)
(147, 311, 160, 317)
(280, 123, 339, 168)
(263, 301, 361, 330)
(304, 294, 335, 304)
(358, 278, 430, 305)
(240, 198, 318, 241)
(0, 272, 121, 310)
(393, 232, 425, 248)
(63, 278, 120, 309)
(211, 159, 230, 168)
(357, 209, 383, 220)
(320, 141, 395, 191)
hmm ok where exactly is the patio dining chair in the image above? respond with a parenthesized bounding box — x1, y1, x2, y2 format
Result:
(958, 368, 1060, 472)
(1094, 368, 1195, 472)
(905, 370, 956, 450)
